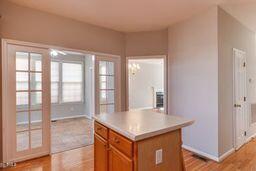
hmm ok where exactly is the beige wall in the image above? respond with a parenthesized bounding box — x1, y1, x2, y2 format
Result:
(168, 7, 219, 158)
(218, 8, 256, 156)
(125, 30, 168, 57)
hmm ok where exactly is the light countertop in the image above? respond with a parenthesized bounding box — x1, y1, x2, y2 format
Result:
(93, 110, 194, 141)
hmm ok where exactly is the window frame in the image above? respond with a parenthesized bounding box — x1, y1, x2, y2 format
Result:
(51, 59, 85, 105)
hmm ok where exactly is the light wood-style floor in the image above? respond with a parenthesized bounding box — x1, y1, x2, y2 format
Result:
(3, 138, 256, 171)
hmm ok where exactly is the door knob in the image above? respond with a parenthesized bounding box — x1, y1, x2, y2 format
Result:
(234, 104, 242, 108)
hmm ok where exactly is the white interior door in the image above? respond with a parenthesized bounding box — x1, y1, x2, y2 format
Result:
(95, 56, 121, 114)
(233, 48, 247, 150)
(3, 43, 51, 163)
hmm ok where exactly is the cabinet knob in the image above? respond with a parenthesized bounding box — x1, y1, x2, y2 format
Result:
(114, 138, 120, 144)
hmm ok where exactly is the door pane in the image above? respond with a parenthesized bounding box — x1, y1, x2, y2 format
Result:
(30, 53, 42, 71)
(30, 73, 42, 90)
(31, 129, 42, 149)
(107, 62, 114, 75)
(107, 104, 115, 113)
(99, 61, 107, 75)
(16, 112, 29, 132)
(30, 92, 42, 110)
(31, 110, 42, 130)
(16, 72, 29, 91)
(107, 90, 115, 104)
(16, 52, 29, 71)
(107, 76, 114, 89)
(100, 105, 107, 113)
(16, 92, 29, 111)
(100, 76, 107, 89)
(17, 131, 29, 152)
(100, 90, 107, 104)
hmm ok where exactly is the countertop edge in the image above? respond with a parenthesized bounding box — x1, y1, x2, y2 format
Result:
(93, 118, 194, 141)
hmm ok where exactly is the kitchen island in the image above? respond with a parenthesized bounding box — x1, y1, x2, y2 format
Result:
(93, 110, 194, 171)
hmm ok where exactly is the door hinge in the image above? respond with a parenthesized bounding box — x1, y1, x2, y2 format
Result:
(244, 97, 247, 102)
(244, 131, 247, 137)
(243, 62, 246, 67)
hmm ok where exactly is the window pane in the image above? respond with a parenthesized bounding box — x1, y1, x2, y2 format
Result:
(107, 76, 114, 89)
(107, 90, 115, 104)
(62, 83, 82, 102)
(107, 62, 114, 75)
(62, 63, 82, 82)
(30, 53, 42, 71)
(31, 110, 42, 130)
(17, 131, 29, 152)
(107, 104, 115, 113)
(16, 52, 29, 71)
(16, 111, 29, 132)
(99, 61, 107, 75)
(100, 105, 107, 114)
(31, 129, 42, 149)
(31, 92, 42, 110)
(100, 90, 107, 104)
(16, 72, 29, 90)
(30, 73, 42, 90)
(16, 92, 29, 111)
(100, 76, 107, 89)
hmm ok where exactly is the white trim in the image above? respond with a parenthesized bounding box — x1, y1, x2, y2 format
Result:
(50, 115, 91, 121)
(182, 145, 219, 162)
(129, 107, 153, 110)
(182, 145, 235, 163)
(126, 55, 168, 114)
(246, 132, 256, 143)
(218, 148, 235, 162)
(2, 39, 120, 58)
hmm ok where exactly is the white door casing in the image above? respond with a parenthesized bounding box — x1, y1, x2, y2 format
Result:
(233, 48, 247, 150)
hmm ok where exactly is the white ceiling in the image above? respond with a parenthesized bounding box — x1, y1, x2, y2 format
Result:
(7, 0, 256, 32)
(129, 59, 164, 65)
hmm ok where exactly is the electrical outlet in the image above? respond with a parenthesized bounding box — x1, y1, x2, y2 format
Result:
(155, 149, 163, 165)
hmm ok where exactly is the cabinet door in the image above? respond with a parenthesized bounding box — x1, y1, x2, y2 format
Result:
(95, 134, 108, 171)
(109, 146, 133, 171)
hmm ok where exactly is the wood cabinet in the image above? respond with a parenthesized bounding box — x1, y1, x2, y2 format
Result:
(94, 134, 108, 171)
(109, 145, 133, 171)
(94, 121, 185, 171)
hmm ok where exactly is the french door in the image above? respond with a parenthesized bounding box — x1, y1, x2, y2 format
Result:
(3, 43, 50, 163)
(233, 48, 247, 150)
(95, 56, 121, 114)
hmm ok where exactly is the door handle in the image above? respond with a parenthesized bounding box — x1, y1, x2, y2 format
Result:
(234, 104, 242, 108)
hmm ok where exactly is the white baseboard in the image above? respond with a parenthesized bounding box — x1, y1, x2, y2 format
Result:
(51, 114, 91, 121)
(246, 132, 256, 143)
(182, 145, 219, 162)
(218, 148, 235, 162)
(182, 144, 235, 163)
(17, 115, 91, 125)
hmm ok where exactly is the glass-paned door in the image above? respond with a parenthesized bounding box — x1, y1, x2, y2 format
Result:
(95, 56, 121, 114)
(4, 44, 50, 162)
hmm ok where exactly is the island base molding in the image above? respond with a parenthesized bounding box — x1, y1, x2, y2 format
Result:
(94, 121, 185, 171)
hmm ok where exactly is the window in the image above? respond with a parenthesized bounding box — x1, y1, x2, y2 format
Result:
(51, 61, 84, 103)
(62, 63, 83, 102)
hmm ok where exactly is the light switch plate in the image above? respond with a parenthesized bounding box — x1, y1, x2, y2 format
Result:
(155, 149, 163, 165)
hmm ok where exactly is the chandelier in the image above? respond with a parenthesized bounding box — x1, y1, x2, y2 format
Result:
(129, 63, 140, 75)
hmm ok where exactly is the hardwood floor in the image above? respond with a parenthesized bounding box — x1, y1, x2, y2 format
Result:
(2, 139, 256, 171)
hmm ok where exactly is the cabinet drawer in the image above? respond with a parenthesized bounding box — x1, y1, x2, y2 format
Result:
(95, 122, 108, 140)
(109, 130, 133, 158)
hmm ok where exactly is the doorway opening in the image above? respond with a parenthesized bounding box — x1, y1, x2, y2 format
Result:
(50, 50, 95, 153)
(127, 56, 167, 113)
